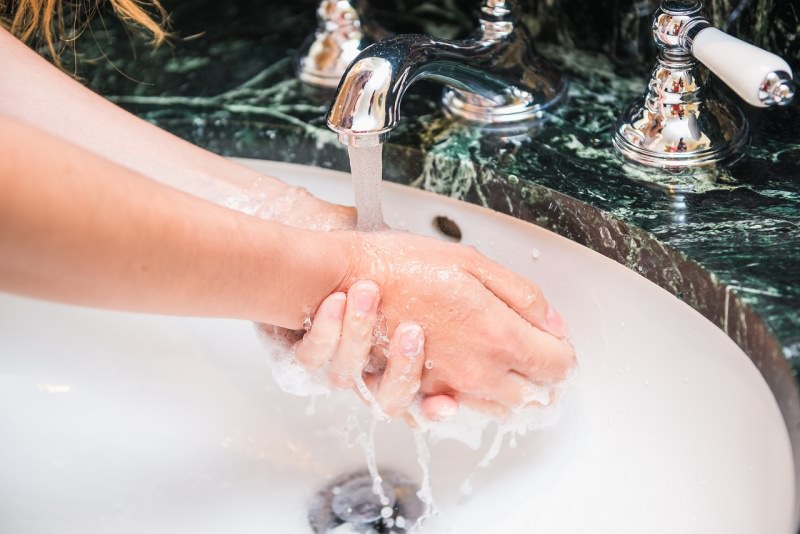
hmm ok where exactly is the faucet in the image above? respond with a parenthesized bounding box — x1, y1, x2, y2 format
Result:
(326, 0, 567, 147)
(296, 0, 388, 89)
(613, 0, 795, 169)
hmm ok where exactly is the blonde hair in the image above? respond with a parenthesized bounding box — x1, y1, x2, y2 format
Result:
(2, 0, 169, 65)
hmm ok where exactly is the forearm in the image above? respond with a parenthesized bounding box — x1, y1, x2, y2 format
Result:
(0, 116, 351, 328)
(0, 27, 288, 206)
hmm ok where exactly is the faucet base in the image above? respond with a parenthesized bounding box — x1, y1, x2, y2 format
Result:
(613, 95, 749, 168)
(614, 54, 749, 169)
(296, 0, 384, 90)
(442, 81, 568, 124)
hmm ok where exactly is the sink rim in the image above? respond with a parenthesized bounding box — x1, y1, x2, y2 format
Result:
(235, 157, 800, 529)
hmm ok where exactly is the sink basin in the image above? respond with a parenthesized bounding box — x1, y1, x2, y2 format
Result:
(0, 160, 795, 533)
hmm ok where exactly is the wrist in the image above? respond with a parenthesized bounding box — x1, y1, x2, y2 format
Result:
(270, 186, 356, 231)
(246, 222, 357, 328)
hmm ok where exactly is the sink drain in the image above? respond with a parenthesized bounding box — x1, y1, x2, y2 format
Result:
(309, 470, 424, 533)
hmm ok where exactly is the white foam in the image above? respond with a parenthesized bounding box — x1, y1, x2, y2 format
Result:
(254, 324, 330, 397)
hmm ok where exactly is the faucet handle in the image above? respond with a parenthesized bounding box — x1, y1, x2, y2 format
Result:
(612, 0, 795, 173)
(652, 1, 795, 108)
(296, 0, 387, 89)
(686, 27, 795, 107)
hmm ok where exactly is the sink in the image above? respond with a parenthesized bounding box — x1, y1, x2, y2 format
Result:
(0, 160, 795, 533)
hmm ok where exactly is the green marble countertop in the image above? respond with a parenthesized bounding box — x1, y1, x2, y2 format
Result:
(69, 3, 799, 411)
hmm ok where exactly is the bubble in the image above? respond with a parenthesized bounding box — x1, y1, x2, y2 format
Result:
(424, 360, 434, 370)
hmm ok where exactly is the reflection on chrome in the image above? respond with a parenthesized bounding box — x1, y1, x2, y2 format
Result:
(326, 0, 567, 146)
(614, 0, 794, 170)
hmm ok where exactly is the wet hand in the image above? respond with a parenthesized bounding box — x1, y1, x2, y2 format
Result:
(339, 231, 577, 415)
(258, 281, 439, 419)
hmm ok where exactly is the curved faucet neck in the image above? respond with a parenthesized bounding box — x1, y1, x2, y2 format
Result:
(326, 14, 566, 146)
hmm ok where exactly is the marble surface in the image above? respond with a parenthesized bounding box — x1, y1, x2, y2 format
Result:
(66, 1, 799, 403)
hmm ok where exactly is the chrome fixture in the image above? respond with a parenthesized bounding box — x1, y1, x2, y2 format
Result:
(297, 0, 388, 89)
(326, 0, 567, 146)
(614, 0, 795, 168)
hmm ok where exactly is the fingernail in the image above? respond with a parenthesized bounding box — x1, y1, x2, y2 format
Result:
(546, 306, 567, 337)
(399, 324, 423, 358)
(326, 293, 347, 320)
(354, 281, 379, 313)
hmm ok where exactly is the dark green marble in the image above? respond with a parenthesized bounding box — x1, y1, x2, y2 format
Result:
(64, 1, 799, 407)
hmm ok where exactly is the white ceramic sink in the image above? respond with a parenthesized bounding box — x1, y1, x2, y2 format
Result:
(0, 160, 795, 534)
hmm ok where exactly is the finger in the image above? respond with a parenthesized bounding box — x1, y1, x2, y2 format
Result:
(492, 301, 577, 384)
(458, 389, 557, 421)
(375, 322, 426, 418)
(514, 327, 576, 384)
(486, 371, 557, 409)
(328, 280, 381, 389)
(294, 292, 347, 371)
(456, 394, 511, 419)
(467, 253, 567, 338)
(420, 394, 459, 422)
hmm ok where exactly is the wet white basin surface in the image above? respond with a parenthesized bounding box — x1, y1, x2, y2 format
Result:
(0, 160, 795, 534)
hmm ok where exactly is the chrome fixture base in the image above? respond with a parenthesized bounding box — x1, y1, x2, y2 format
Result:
(441, 73, 568, 124)
(613, 54, 749, 169)
(326, 0, 567, 145)
(614, 0, 794, 169)
(296, 0, 386, 89)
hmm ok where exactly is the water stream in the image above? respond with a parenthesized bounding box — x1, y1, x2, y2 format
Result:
(348, 144, 386, 230)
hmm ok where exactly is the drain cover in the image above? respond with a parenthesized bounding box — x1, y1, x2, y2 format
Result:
(309, 470, 424, 533)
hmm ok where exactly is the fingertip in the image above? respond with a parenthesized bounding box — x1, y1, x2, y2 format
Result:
(545, 305, 569, 338)
(396, 322, 424, 359)
(320, 292, 347, 320)
(421, 395, 459, 422)
(350, 279, 381, 314)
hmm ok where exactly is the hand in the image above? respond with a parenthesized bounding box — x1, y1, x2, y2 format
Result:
(257, 280, 437, 419)
(337, 230, 576, 415)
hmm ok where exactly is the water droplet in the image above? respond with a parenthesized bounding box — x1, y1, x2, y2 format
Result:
(425, 360, 434, 370)
(531, 248, 541, 260)
(381, 506, 393, 519)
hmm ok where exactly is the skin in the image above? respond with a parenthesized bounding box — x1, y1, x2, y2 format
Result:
(0, 27, 576, 421)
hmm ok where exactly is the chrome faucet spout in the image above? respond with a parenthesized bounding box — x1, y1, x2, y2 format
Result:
(326, 2, 566, 146)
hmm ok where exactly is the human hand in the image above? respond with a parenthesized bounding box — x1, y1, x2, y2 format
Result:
(336, 230, 576, 417)
(257, 280, 443, 419)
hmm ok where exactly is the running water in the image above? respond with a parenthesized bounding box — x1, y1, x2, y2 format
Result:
(348, 144, 385, 230)
(255, 143, 574, 530)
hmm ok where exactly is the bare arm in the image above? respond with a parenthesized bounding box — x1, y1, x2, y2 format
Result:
(0, 115, 349, 328)
(0, 27, 342, 219)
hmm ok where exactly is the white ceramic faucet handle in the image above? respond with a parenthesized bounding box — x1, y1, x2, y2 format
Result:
(690, 27, 795, 108)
